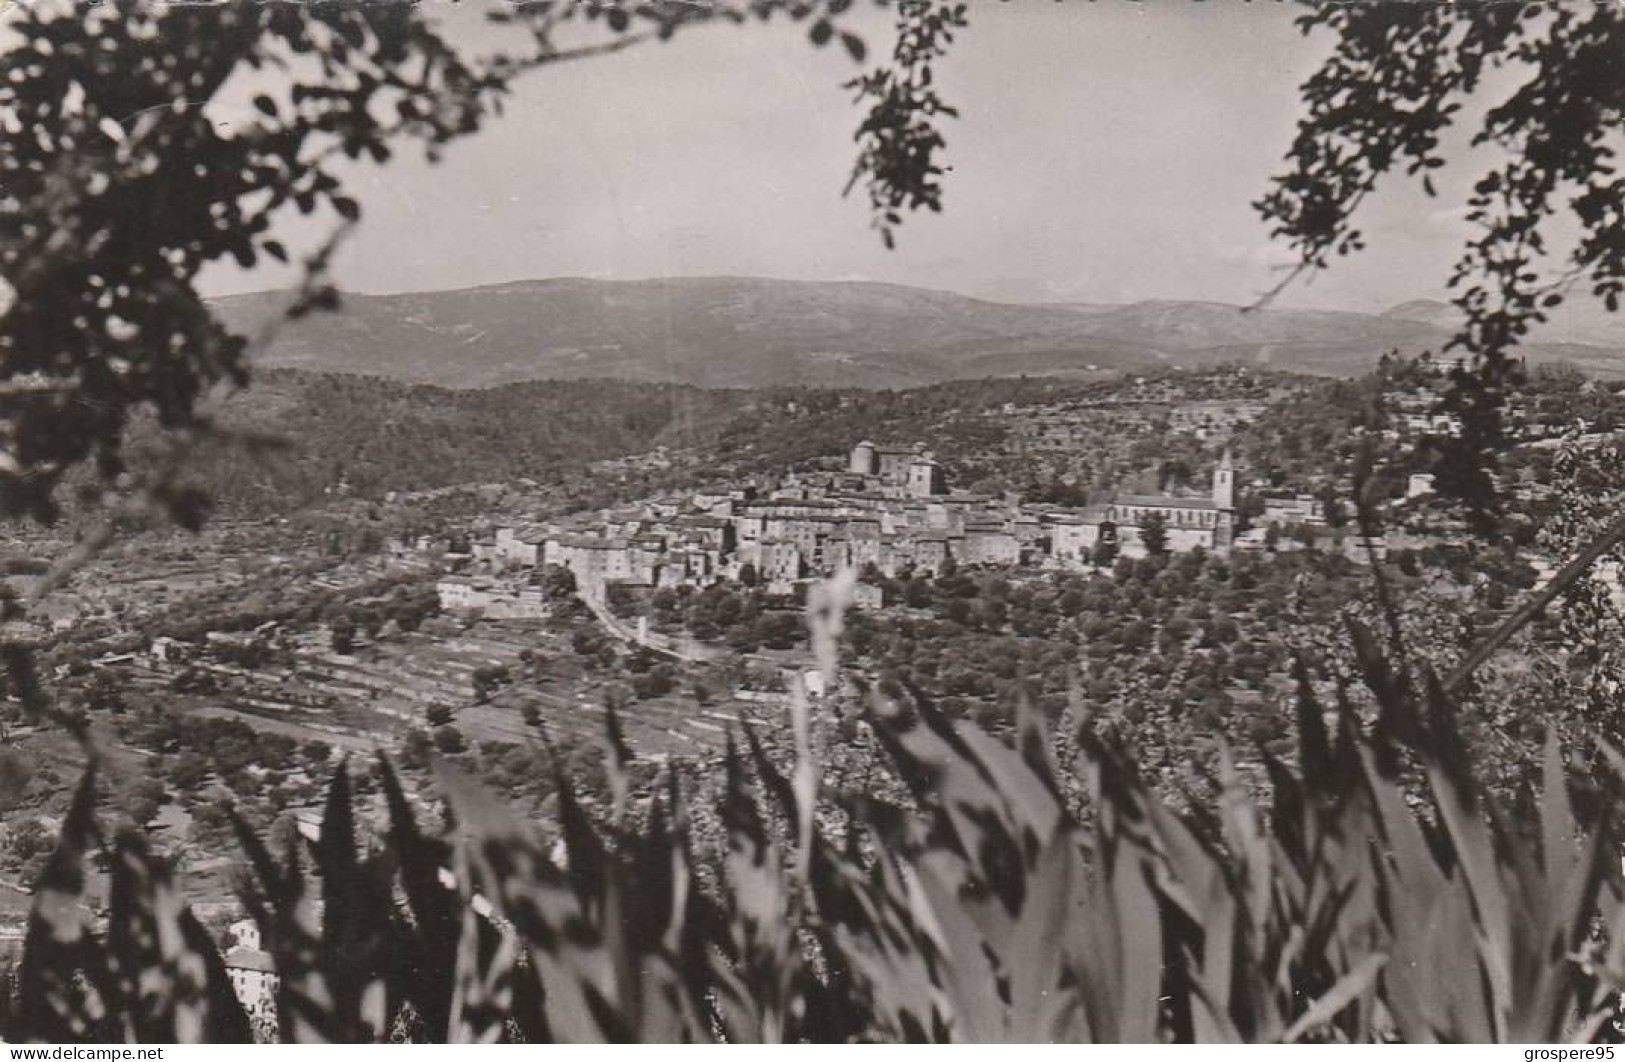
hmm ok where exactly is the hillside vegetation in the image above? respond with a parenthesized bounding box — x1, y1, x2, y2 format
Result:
(6, 584, 1624, 1043)
(177, 371, 754, 513)
(174, 369, 1254, 516)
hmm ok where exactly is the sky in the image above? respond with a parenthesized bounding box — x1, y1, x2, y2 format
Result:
(198, 0, 1513, 312)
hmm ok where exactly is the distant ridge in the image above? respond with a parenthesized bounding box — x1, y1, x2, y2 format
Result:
(1382, 293, 1623, 352)
(208, 275, 1625, 389)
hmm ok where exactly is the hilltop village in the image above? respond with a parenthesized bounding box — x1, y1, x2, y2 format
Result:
(437, 439, 1253, 616)
(427, 363, 1607, 624)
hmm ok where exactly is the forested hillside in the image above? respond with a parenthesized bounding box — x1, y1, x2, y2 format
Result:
(171, 370, 1251, 515)
(181, 371, 754, 513)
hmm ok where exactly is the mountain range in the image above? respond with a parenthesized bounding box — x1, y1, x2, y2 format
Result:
(210, 276, 1624, 389)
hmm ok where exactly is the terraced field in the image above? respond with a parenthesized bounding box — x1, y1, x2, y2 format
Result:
(138, 618, 779, 762)
(356, 624, 762, 757)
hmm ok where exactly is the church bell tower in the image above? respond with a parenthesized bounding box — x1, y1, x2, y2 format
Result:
(1212, 449, 1235, 510)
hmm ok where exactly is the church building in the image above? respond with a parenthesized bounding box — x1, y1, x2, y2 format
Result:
(1072, 450, 1238, 557)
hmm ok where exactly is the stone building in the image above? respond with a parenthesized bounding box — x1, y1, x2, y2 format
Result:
(849, 440, 938, 490)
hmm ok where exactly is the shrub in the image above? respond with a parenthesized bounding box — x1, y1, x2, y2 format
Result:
(431, 726, 466, 756)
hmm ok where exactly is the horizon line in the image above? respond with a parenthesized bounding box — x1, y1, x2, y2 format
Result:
(205, 271, 1426, 317)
